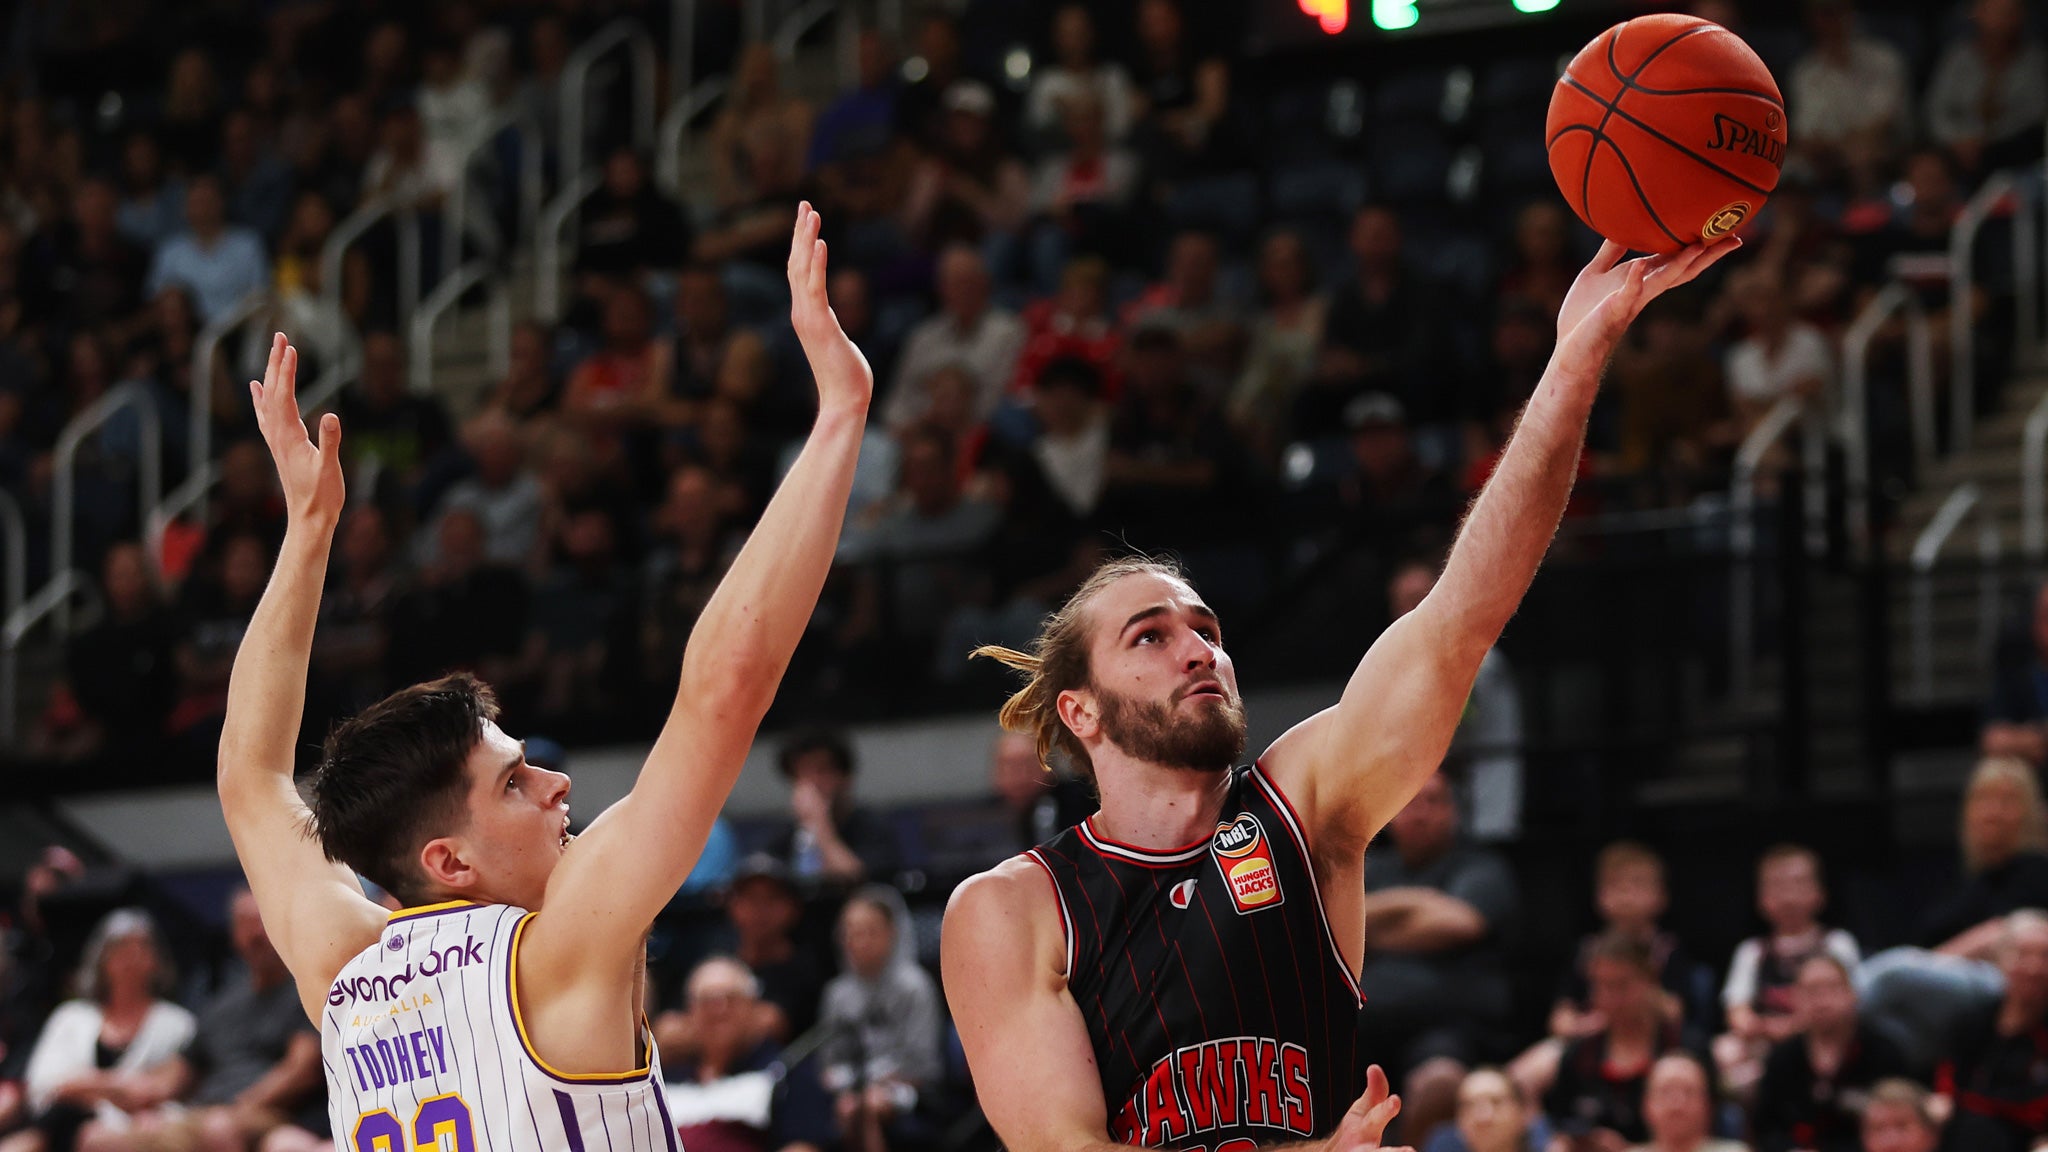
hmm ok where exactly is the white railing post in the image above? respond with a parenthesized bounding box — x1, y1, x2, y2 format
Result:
(1729, 396, 1806, 701)
(0, 490, 25, 744)
(411, 263, 492, 397)
(656, 77, 730, 200)
(1951, 172, 2019, 454)
(1910, 481, 2001, 701)
(52, 383, 161, 634)
(560, 21, 660, 182)
(537, 171, 603, 323)
(444, 106, 544, 272)
(185, 292, 271, 528)
(1840, 283, 1932, 557)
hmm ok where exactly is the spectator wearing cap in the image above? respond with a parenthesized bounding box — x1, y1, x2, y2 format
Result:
(900, 80, 1031, 252)
(1026, 5, 1137, 148)
(1924, 0, 2048, 176)
(887, 246, 1025, 432)
(713, 856, 828, 1040)
(766, 729, 902, 887)
(142, 175, 268, 325)
(1336, 393, 1457, 525)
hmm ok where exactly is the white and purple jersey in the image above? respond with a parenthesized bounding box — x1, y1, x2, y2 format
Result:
(321, 901, 675, 1152)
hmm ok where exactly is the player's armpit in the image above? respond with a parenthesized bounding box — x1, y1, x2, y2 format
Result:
(943, 860, 1125, 1152)
(1259, 607, 1480, 855)
(220, 754, 386, 1024)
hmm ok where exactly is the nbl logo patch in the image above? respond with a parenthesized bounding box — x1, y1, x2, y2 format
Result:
(1212, 814, 1283, 914)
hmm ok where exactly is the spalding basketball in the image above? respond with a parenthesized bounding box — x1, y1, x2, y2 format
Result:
(1546, 14, 1786, 254)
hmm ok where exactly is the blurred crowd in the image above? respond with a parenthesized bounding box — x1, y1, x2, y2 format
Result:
(0, 0, 2042, 1149)
(12, 741, 2048, 1152)
(0, 0, 2034, 777)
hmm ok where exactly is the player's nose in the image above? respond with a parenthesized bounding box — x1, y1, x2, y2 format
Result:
(538, 767, 571, 806)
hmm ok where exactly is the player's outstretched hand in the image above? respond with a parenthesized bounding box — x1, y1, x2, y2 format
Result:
(1324, 1065, 1414, 1152)
(1553, 237, 1741, 383)
(786, 201, 873, 415)
(249, 333, 344, 529)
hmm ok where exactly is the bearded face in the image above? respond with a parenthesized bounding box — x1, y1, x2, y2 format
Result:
(1094, 679, 1247, 772)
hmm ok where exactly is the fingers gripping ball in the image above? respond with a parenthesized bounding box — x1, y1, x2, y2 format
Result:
(1546, 14, 1785, 255)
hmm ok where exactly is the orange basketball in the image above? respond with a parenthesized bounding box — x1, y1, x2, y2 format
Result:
(1546, 14, 1786, 255)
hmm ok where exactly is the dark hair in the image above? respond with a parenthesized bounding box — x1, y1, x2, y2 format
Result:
(777, 727, 855, 779)
(1584, 929, 1658, 978)
(1038, 355, 1103, 397)
(310, 673, 500, 904)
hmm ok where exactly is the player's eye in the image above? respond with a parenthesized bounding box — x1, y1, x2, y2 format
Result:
(505, 774, 519, 793)
(1136, 629, 1158, 645)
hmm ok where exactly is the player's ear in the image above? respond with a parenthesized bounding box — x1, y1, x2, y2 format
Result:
(1056, 687, 1099, 743)
(418, 837, 477, 893)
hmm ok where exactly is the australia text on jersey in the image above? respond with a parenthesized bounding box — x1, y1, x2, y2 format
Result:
(1110, 1036, 1313, 1149)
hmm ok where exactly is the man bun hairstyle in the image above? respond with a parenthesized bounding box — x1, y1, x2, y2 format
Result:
(970, 554, 1187, 780)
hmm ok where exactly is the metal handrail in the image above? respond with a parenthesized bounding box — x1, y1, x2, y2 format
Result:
(1950, 171, 2024, 453)
(52, 383, 161, 634)
(772, 0, 840, 61)
(0, 491, 24, 743)
(1840, 281, 1934, 555)
(536, 171, 603, 323)
(181, 291, 271, 529)
(1729, 397, 1823, 701)
(655, 77, 731, 200)
(410, 263, 512, 397)
(320, 191, 422, 332)
(147, 347, 360, 561)
(1, 567, 94, 739)
(561, 19, 658, 180)
(444, 104, 546, 273)
(2023, 384, 2048, 560)
(1909, 481, 2001, 701)
(672, 0, 699, 120)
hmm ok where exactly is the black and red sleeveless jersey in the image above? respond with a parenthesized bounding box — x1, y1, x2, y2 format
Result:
(1025, 763, 1365, 1150)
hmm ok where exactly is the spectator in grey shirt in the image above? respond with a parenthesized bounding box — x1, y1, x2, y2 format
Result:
(1390, 558, 1524, 841)
(1925, 0, 2048, 174)
(886, 246, 1025, 432)
(819, 886, 942, 1152)
(1363, 769, 1523, 1142)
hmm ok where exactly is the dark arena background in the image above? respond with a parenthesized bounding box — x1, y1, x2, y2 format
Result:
(0, 0, 2042, 1148)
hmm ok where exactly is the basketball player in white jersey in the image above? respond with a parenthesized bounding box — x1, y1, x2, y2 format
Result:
(215, 204, 870, 1151)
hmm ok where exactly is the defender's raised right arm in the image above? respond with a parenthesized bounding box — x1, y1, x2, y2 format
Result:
(217, 335, 386, 1022)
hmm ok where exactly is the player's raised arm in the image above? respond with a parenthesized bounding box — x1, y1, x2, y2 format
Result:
(944, 863, 1412, 1152)
(523, 203, 871, 964)
(216, 334, 387, 1021)
(1261, 238, 1740, 854)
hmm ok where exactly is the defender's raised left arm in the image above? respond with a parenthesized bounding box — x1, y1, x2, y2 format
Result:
(1264, 239, 1738, 851)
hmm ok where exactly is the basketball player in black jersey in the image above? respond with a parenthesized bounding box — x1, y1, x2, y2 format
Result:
(942, 236, 1738, 1152)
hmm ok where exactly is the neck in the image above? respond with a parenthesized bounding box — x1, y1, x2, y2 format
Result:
(1610, 1012, 1659, 1048)
(1809, 1019, 1854, 1049)
(2001, 995, 2044, 1034)
(1090, 759, 1231, 850)
(104, 989, 151, 1016)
